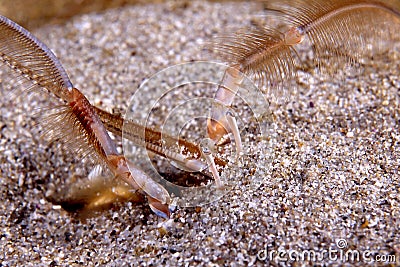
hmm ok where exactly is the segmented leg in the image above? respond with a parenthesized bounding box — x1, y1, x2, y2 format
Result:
(207, 65, 244, 156)
(0, 15, 171, 218)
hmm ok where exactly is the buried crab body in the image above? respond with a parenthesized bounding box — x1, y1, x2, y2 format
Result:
(2, 0, 399, 219)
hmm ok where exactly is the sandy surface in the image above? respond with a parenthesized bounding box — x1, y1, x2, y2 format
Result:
(0, 1, 399, 266)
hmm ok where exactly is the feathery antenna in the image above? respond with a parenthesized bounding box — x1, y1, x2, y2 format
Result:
(206, 0, 399, 157)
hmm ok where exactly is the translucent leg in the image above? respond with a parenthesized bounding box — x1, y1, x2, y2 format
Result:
(201, 139, 223, 188)
(207, 65, 244, 156)
(225, 111, 242, 156)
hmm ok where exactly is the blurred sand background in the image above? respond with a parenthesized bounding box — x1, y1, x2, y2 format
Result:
(0, 0, 241, 28)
